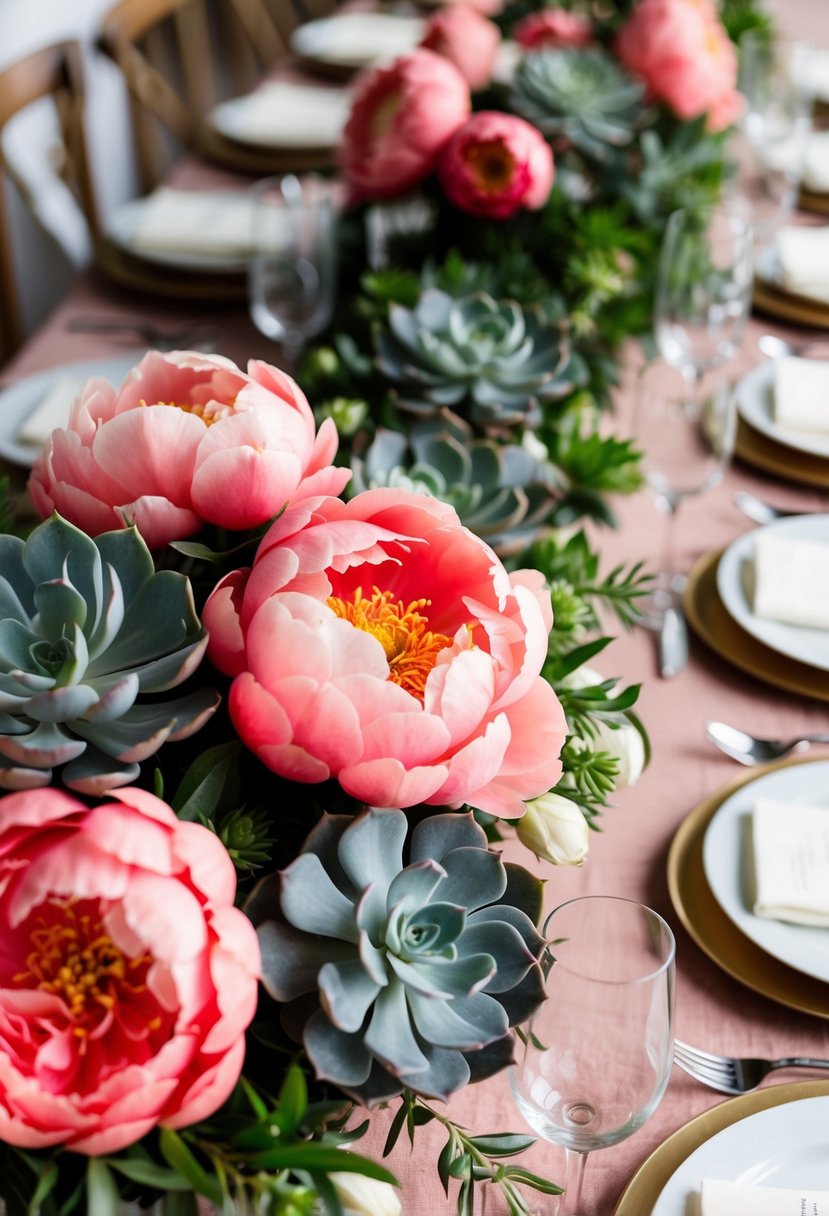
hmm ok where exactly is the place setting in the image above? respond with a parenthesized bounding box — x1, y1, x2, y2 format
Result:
(289, 10, 425, 78)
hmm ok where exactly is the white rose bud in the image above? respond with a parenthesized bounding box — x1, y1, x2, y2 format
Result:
(329, 1171, 402, 1216)
(517, 792, 589, 867)
(562, 665, 645, 789)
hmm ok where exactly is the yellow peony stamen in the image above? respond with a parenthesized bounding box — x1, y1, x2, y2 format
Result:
(328, 586, 469, 701)
(14, 900, 152, 1036)
(138, 398, 235, 426)
(465, 139, 516, 194)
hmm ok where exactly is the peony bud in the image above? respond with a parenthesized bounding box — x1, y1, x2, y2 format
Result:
(330, 1171, 402, 1216)
(518, 791, 589, 866)
(562, 665, 645, 789)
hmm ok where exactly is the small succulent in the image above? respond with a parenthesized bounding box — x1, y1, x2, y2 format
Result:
(249, 808, 546, 1105)
(374, 288, 579, 431)
(349, 411, 565, 550)
(511, 48, 645, 161)
(0, 514, 218, 793)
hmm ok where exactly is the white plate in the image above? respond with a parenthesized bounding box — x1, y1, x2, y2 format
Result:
(290, 12, 424, 69)
(209, 82, 350, 149)
(106, 196, 249, 273)
(737, 360, 829, 459)
(716, 514, 829, 671)
(651, 1096, 829, 1215)
(0, 357, 140, 467)
(702, 759, 829, 983)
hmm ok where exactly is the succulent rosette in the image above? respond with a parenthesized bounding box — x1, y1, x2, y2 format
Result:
(0, 514, 217, 793)
(248, 807, 546, 1104)
(204, 488, 567, 818)
(28, 351, 349, 550)
(0, 785, 260, 1153)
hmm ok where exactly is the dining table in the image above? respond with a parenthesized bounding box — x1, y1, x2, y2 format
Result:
(2, 0, 829, 1211)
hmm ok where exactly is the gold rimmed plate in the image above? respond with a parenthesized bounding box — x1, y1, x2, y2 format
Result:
(753, 275, 829, 330)
(800, 186, 829, 217)
(683, 550, 829, 701)
(614, 1080, 829, 1215)
(735, 411, 829, 489)
(666, 755, 829, 1020)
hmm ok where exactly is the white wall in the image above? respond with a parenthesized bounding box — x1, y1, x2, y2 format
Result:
(0, 0, 138, 336)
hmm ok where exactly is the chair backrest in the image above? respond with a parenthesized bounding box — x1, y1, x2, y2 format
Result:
(97, 0, 288, 193)
(0, 41, 99, 366)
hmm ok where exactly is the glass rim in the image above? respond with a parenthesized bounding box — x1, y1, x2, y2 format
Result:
(542, 894, 677, 985)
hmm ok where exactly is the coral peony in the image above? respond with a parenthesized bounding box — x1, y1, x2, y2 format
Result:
(204, 489, 567, 818)
(420, 6, 501, 91)
(616, 0, 740, 129)
(0, 786, 260, 1153)
(28, 350, 349, 550)
(339, 50, 471, 201)
(514, 8, 593, 50)
(439, 111, 554, 219)
(442, 0, 505, 15)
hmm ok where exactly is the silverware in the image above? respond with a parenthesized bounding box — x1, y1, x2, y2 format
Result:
(758, 333, 829, 360)
(732, 490, 804, 526)
(674, 1039, 829, 1095)
(67, 317, 222, 352)
(706, 719, 829, 764)
(658, 603, 688, 679)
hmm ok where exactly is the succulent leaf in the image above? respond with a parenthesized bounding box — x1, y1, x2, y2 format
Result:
(249, 807, 546, 1105)
(0, 514, 216, 792)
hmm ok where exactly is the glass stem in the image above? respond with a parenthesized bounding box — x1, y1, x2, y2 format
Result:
(559, 1147, 589, 1215)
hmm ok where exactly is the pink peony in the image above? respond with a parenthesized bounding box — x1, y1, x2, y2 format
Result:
(339, 50, 471, 201)
(0, 786, 260, 1153)
(514, 8, 594, 50)
(28, 350, 349, 550)
(420, 6, 501, 91)
(616, 0, 740, 128)
(439, 111, 554, 218)
(203, 489, 567, 819)
(441, 0, 505, 15)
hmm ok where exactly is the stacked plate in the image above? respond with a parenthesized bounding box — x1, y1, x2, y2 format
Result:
(290, 12, 424, 77)
(735, 360, 829, 486)
(683, 514, 829, 700)
(753, 236, 829, 329)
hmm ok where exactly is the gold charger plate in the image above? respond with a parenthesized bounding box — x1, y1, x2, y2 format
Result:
(683, 550, 829, 702)
(735, 415, 829, 489)
(614, 1079, 829, 1215)
(94, 236, 246, 304)
(667, 754, 829, 1019)
(753, 275, 829, 329)
(800, 186, 829, 216)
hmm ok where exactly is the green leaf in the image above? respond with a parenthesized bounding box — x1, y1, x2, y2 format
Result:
(458, 1178, 474, 1216)
(383, 1099, 408, 1157)
(27, 1159, 58, 1216)
(238, 1144, 397, 1184)
(161, 1193, 200, 1216)
(467, 1134, 536, 1158)
(240, 1076, 269, 1122)
(502, 1166, 563, 1194)
(158, 1130, 223, 1207)
(85, 1161, 120, 1216)
(278, 1062, 309, 1137)
(103, 1154, 192, 1191)
(172, 742, 241, 820)
(447, 1152, 471, 1180)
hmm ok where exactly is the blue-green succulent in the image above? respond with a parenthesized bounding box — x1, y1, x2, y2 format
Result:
(375, 288, 579, 431)
(0, 514, 218, 793)
(249, 808, 546, 1105)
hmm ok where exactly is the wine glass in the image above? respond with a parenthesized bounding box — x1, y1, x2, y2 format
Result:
(732, 32, 814, 258)
(654, 206, 753, 391)
(509, 896, 675, 1216)
(248, 173, 337, 370)
(634, 356, 736, 621)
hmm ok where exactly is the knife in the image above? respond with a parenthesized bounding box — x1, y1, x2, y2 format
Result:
(658, 603, 688, 678)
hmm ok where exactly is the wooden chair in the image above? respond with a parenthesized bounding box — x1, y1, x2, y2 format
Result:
(0, 41, 100, 365)
(96, 0, 291, 190)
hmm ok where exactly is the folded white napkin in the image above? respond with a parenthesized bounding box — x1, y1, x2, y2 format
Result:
(127, 189, 257, 257)
(773, 356, 829, 434)
(214, 82, 349, 148)
(292, 13, 424, 64)
(776, 225, 829, 304)
(753, 532, 829, 630)
(803, 131, 829, 193)
(809, 47, 829, 104)
(16, 377, 87, 446)
(752, 797, 829, 927)
(702, 1178, 829, 1214)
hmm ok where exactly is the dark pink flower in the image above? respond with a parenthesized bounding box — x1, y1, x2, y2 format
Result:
(514, 9, 593, 50)
(439, 111, 554, 218)
(420, 6, 501, 91)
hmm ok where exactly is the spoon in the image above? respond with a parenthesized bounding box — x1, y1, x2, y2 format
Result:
(706, 720, 829, 765)
(733, 490, 806, 526)
(758, 334, 829, 360)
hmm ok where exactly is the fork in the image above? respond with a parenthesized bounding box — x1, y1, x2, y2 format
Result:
(674, 1039, 829, 1094)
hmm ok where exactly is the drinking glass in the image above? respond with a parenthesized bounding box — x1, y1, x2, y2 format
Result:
(248, 174, 336, 369)
(732, 32, 814, 258)
(654, 206, 753, 390)
(634, 357, 736, 621)
(509, 897, 675, 1216)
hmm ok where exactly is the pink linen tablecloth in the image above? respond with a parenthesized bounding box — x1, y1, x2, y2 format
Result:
(3, 0, 829, 1208)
